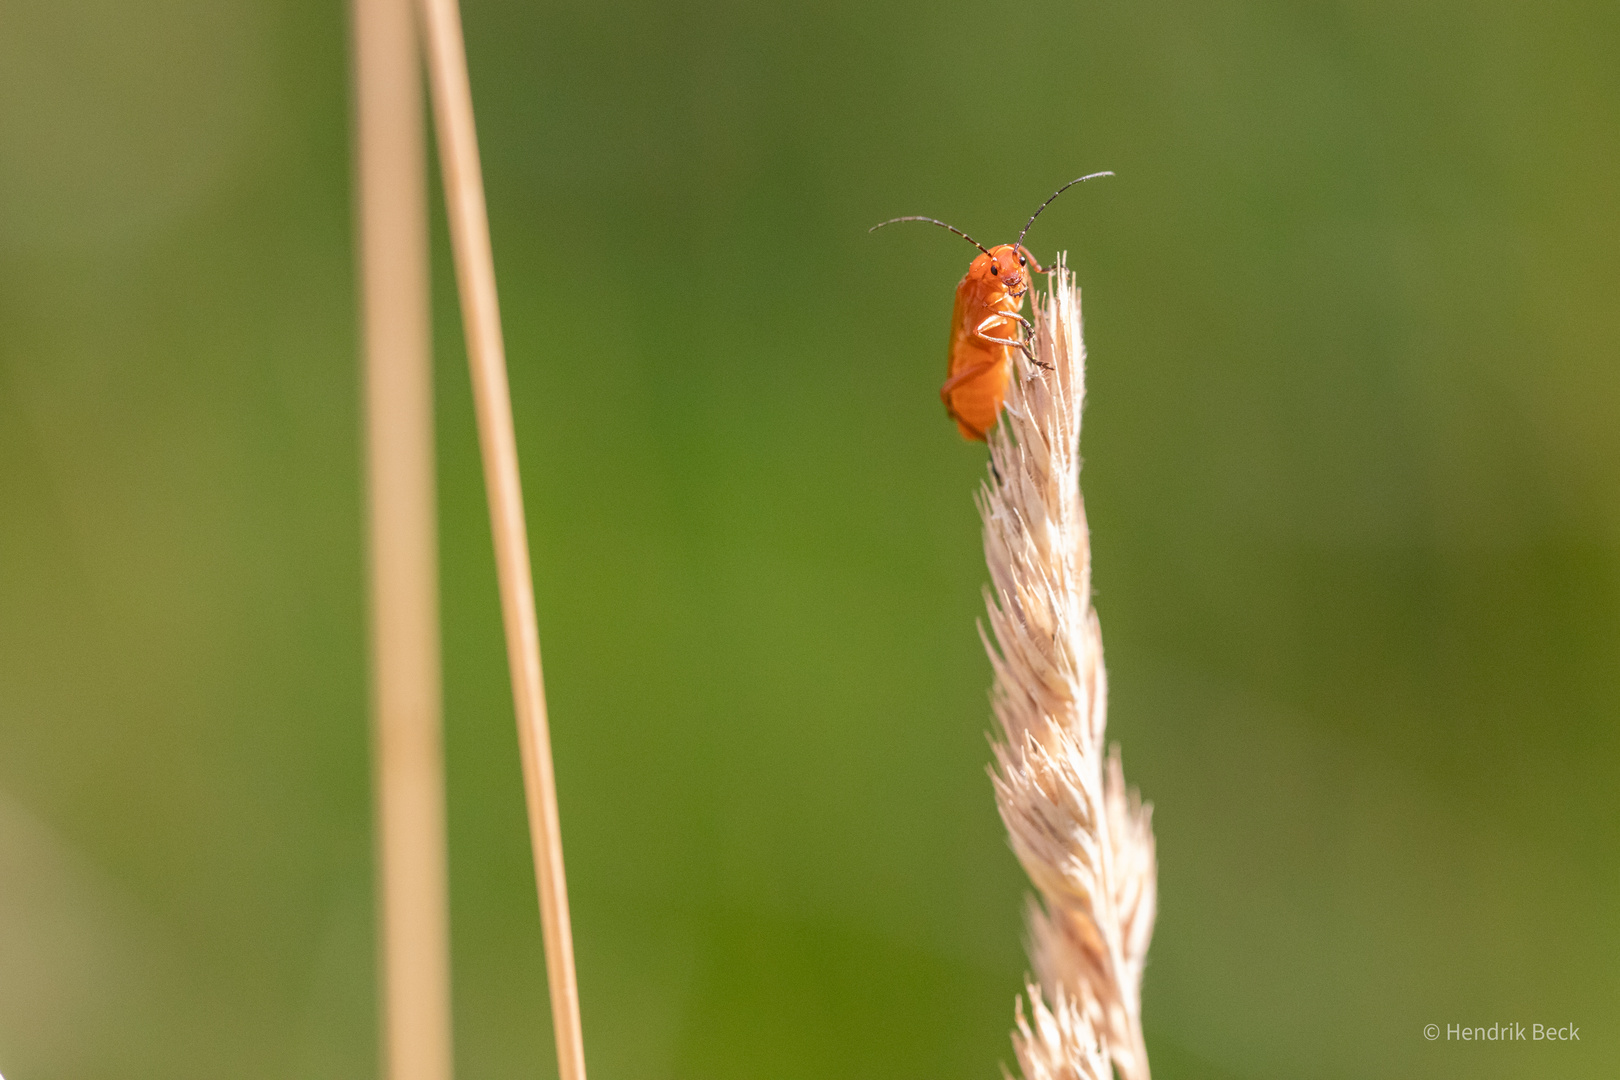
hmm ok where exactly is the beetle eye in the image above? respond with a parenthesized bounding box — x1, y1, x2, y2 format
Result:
(1019, 254, 1027, 266)
(990, 262, 999, 275)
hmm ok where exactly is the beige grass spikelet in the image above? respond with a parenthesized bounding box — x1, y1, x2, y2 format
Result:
(979, 256, 1157, 1080)
(1007, 982, 1110, 1080)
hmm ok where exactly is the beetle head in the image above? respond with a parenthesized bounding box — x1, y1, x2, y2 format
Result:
(972, 243, 1030, 301)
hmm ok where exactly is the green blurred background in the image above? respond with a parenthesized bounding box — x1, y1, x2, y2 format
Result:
(1, 0, 1617, 1077)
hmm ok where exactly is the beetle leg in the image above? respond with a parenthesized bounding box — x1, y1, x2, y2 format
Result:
(982, 332, 1048, 369)
(1002, 311, 1037, 340)
(1009, 314, 1053, 371)
(973, 312, 1021, 346)
(975, 330, 1025, 351)
(940, 358, 998, 398)
(975, 313, 1051, 371)
(1016, 245, 1048, 275)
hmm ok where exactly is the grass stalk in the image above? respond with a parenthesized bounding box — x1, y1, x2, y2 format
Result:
(980, 257, 1157, 1080)
(415, 3, 589, 1079)
(355, 0, 453, 1077)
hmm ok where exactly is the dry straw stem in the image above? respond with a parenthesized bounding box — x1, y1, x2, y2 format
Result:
(417, 1, 588, 1078)
(980, 257, 1158, 1080)
(354, 0, 452, 1075)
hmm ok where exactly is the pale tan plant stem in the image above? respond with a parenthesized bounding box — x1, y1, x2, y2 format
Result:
(356, 0, 453, 1077)
(985, 259, 1156, 1080)
(416, 3, 588, 1079)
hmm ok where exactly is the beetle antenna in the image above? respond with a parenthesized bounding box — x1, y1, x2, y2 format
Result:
(870, 216, 992, 258)
(1017, 171, 1114, 248)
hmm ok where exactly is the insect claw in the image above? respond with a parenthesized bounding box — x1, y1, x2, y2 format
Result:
(1016, 340, 1050, 371)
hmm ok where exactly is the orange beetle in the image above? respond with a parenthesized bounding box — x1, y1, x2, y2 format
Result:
(873, 173, 1112, 440)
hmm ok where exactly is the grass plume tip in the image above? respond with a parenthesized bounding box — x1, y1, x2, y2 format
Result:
(979, 254, 1158, 1080)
